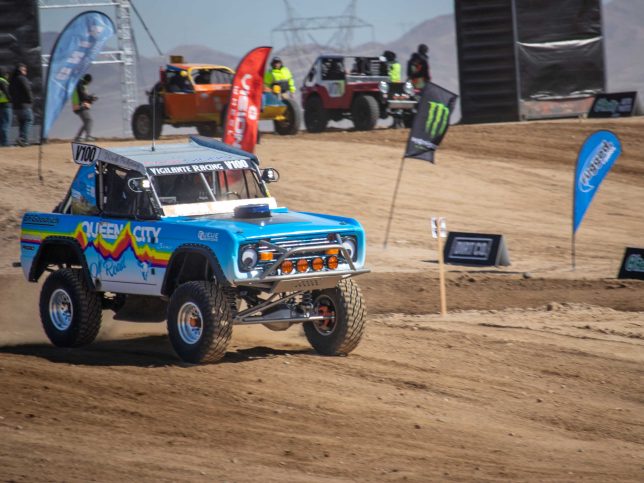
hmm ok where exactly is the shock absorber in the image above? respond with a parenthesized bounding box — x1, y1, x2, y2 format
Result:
(301, 291, 314, 316)
(224, 287, 238, 317)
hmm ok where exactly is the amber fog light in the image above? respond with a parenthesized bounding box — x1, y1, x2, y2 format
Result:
(281, 260, 294, 274)
(296, 259, 309, 273)
(259, 251, 274, 261)
(327, 256, 338, 270)
(311, 257, 324, 271)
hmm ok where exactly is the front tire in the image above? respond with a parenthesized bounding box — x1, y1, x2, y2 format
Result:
(132, 104, 162, 140)
(351, 95, 379, 131)
(304, 279, 366, 356)
(167, 281, 232, 363)
(304, 96, 328, 133)
(274, 98, 302, 135)
(39, 269, 102, 347)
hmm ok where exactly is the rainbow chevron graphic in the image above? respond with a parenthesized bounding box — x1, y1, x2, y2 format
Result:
(21, 222, 170, 268)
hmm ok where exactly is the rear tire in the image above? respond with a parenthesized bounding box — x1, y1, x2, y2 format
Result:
(132, 104, 162, 140)
(304, 96, 328, 133)
(196, 122, 218, 137)
(304, 279, 366, 356)
(39, 269, 102, 347)
(167, 281, 232, 364)
(351, 95, 379, 131)
(274, 98, 301, 135)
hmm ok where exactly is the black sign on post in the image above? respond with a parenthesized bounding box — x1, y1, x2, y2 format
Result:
(588, 92, 638, 118)
(617, 247, 644, 280)
(443, 232, 511, 267)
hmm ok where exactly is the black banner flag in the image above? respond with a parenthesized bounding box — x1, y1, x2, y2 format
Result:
(404, 83, 458, 163)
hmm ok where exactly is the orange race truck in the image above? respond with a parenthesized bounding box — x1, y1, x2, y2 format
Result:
(132, 56, 301, 139)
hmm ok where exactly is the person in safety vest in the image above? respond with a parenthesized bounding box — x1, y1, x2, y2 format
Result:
(383, 51, 401, 82)
(72, 74, 98, 142)
(264, 57, 295, 95)
(0, 67, 11, 147)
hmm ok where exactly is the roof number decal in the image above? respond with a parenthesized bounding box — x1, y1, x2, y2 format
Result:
(72, 143, 100, 166)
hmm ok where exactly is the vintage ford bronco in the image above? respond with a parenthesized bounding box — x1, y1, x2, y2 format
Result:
(20, 137, 367, 363)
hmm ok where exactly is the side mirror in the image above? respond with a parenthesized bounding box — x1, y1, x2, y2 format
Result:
(261, 168, 280, 183)
(127, 177, 151, 193)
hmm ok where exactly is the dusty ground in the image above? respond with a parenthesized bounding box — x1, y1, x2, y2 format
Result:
(0, 118, 643, 481)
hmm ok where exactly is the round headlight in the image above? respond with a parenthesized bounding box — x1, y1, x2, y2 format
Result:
(379, 80, 389, 94)
(404, 81, 415, 96)
(240, 247, 258, 269)
(342, 238, 357, 260)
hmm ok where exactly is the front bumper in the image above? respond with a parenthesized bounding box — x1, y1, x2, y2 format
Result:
(388, 99, 417, 110)
(233, 237, 369, 293)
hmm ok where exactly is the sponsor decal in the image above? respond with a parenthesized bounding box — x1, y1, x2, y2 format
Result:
(80, 221, 160, 244)
(148, 159, 249, 176)
(23, 214, 60, 226)
(90, 259, 126, 278)
(450, 237, 492, 260)
(625, 254, 644, 273)
(410, 136, 437, 150)
(197, 230, 218, 242)
(578, 140, 617, 193)
(425, 102, 450, 138)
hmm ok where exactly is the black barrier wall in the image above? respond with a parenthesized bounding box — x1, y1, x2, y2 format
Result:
(0, 0, 42, 141)
(455, 0, 605, 124)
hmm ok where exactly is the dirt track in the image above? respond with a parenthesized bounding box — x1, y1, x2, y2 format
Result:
(1, 118, 643, 481)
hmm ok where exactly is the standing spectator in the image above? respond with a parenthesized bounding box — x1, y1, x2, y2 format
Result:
(0, 67, 11, 147)
(72, 74, 97, 142)
(9, 63, 33, 147)
(407, 44, 431, 89)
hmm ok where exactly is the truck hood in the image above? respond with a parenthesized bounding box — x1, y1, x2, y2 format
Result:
(165, 209, 359, 240)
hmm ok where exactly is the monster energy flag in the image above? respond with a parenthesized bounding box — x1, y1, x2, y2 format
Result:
(404, 83, 458, 163)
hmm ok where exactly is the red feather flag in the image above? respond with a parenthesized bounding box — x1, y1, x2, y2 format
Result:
(222, 46, 271, 153)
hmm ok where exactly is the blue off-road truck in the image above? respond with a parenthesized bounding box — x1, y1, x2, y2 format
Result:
(19, 137, 368, 363)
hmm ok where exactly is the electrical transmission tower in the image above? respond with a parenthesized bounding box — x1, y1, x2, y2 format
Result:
(271, 0, 374, 70)
(39, 0, 138, 137)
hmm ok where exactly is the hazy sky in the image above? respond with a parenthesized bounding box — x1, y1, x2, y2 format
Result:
(40, 0, 454, 56)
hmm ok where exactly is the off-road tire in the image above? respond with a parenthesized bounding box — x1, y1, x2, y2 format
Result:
(132, 104, 162, 140)
(351, 95, 379, 131)
(304, 96, 328, 133)
(167, 281, 232, 363)
(403, 112, 415, 128)
(39, 269, 102, 347)
(196, 122, 218, 137)
(274, 98, 302, 135)
(304, 279, 366, 356)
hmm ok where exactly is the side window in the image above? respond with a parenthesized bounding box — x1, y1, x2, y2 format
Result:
(69, 165, 99, 215)
(321, 59, 345, 81)
(102, 165, 155, 219)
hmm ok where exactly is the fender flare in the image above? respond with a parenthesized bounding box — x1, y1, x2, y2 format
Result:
(161, 244, 228, 296)
(29, 236, 95, 289)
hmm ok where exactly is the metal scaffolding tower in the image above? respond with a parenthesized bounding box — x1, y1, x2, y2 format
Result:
(271, 0, 374, 68)
(39, 0, 138, 137)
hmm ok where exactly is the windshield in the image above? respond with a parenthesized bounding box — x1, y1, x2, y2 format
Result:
(152, 168, 265, 205)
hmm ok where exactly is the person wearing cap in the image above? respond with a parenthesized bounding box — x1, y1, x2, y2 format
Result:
(264, 57, 295, 94)
(383, 50, 401, 83)
(72, 73, 97, 142)
(407, 44, 431, 89)
(0, 67, 11, 147)
(9, 63, 33, 147)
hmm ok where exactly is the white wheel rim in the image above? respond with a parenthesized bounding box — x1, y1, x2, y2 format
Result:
(177, 302, 203, 345)
(49, 288, 73, 331)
